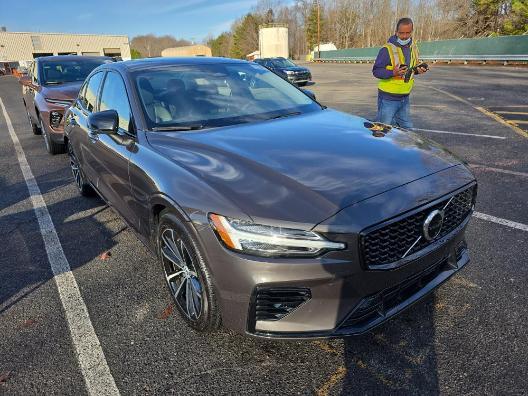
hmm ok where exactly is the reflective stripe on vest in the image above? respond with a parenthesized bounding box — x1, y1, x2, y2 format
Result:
(378, 42, 418, 95)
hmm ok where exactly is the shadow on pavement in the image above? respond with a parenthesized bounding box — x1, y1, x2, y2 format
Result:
(0, 191, 116, 312)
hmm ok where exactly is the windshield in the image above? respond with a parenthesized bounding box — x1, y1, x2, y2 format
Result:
(133, 62, 321, 130)
(40, 59, 112, 85)
(271, 58, 296, 68)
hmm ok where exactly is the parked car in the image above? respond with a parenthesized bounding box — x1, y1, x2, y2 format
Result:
(254, 57, 312, 85)
(64, 57, 476, 338)
(20, 55, 114, 154)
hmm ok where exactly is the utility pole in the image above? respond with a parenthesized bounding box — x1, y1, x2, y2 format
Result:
(317, 0, 321, 60)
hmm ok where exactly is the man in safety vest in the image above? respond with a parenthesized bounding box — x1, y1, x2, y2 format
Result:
(372, 17, 428, 128)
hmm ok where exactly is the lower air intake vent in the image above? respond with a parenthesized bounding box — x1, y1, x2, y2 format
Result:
(254, 288, 311, 321)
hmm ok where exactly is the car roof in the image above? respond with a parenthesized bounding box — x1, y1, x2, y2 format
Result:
(36, 55, 113, 62)
(114, 56, 249, 72)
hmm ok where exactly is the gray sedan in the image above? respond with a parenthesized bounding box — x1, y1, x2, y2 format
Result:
(64, 57, 476, 338)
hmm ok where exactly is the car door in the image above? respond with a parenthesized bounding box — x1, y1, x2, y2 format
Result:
(67, 71, 105, 184)
(87, 70, 136, 226)
(24, 61, 39, 123)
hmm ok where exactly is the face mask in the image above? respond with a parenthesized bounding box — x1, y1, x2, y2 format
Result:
(397, 37, 411, 46)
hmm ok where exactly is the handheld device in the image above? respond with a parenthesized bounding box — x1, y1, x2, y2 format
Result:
(404, 63, 429, 83)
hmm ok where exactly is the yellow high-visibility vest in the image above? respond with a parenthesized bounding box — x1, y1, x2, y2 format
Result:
(378, 42, 419, 95)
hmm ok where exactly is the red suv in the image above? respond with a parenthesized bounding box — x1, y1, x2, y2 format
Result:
(20, 56, 113, 154)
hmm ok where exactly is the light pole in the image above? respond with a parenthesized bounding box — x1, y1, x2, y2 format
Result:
(317, 0, 320, 60)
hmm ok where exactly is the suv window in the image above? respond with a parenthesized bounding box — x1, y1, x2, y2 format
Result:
(99, 71, 132, 132)
(31, 62, 38, 84)
(82, 72, 104, 112)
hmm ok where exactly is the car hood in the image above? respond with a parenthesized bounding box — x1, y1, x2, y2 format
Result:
(41, 81, 83, 100)
(146, 109, 465, 226)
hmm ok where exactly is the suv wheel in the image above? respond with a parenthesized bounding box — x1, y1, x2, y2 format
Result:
(41, 118, 65, 155)
(157, 210, 221, 332)
(68, 141, 93, 196)
(26, 109, 41, 135)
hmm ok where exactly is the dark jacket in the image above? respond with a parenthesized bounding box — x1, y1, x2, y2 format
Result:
(373, 35, 414, 100)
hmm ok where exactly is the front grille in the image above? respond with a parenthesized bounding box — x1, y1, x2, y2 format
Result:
(340, 257, 449, 331)
(361, 186, 475, 267)
(254, 288, 311, 321)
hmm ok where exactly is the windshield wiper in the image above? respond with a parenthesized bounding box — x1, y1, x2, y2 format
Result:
(45, 81, 64, 85)
(268, 111, 302, 120)
(151, 124, 205, 131)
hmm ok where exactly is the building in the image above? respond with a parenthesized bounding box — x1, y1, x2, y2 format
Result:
(258, 23, 288, 59)
(0, 31, 131, 67)
(246, 50, 260, 61)
(161, 45, 212, 57)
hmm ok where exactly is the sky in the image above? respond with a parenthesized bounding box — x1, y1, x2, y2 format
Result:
(0, 0, 271, 42)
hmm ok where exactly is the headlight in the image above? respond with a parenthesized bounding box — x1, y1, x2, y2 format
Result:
(209, 214, 345, 257)
(45, 98, 72, 107)
(284, 70, 295, 75)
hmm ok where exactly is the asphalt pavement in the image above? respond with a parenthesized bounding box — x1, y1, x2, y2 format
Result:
(0, 63, 527, 395)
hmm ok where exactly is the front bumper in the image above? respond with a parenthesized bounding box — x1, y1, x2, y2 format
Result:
(286, 73, 312, 84)
(39, 106, 66, 144)
(195, 209, 472, 339)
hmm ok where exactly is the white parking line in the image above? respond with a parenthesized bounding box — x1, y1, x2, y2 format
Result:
(412, 128, 506, 139)
(469, 164, 528, 178)
(0, 98, 120, 396)
(473, 212, 528, 232)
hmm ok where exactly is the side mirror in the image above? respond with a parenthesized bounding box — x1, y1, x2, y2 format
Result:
(88, 110, 119, 134)
(19, 76, 31, 86)
(302, 89, 316, 101)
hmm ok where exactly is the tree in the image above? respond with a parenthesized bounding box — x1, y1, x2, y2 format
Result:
(208, 32, 232, 57)
(230, 14, 261, 59)
(305, 2, 320, 51)
(502, 0, 528, 34)
(131, 34, 191, 58)
(130, 49, 142, 59)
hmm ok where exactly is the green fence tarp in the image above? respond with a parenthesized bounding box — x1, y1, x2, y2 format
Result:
(319, 35, 528, 59)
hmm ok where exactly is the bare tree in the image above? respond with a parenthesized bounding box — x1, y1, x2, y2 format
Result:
(131, 34, 191, 57)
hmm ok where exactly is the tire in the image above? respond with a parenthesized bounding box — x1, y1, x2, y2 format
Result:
(26, 107, 41, 135)
(157, 210, 221, 332)
(41, 118, 66, 155)
(67, 141, 94, 196)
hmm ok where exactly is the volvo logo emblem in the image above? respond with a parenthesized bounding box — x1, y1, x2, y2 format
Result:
(423, 209, 444, 241)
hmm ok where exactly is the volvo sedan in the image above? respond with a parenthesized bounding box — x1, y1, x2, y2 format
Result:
(64, 57, 476, 338)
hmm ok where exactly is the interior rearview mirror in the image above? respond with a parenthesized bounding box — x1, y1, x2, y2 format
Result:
(88, 110, 119, 134)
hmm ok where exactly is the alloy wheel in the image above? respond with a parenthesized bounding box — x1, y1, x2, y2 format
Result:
(68, 143, 83, 191)
(160, 228, 203, 320)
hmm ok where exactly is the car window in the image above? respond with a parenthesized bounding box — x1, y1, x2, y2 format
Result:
(39, 59, 111, 85)
(133, 63, 319, 129)
(271, 58, 296, 68)
(99, 71, 132, 132)
(31, 62, 38, 84)
(82, 72, 104, 113)
(77, 81, 88, 108)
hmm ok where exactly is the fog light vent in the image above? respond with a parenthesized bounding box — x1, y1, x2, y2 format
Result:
(255, 287, 311, 321)
(50, 111, 63, 128)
